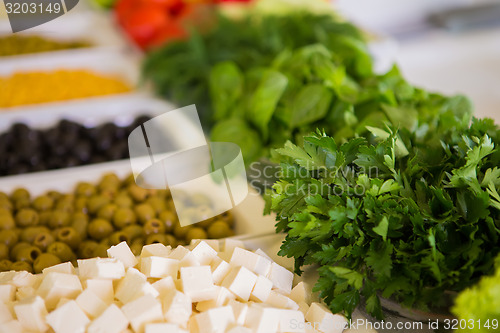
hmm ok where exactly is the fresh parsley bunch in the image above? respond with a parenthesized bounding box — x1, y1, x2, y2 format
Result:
(265, 118, 500, 319)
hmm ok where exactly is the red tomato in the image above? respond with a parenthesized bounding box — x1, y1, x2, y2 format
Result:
(148, 0, 183, 10)
(114, 0, 136, 23)
(147, 19, 187, 49)
(121, 4, 171, 49)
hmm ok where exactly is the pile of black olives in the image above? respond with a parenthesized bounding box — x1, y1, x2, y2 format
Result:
(0, 116, 152, 176)
(0, 173, 235, 273)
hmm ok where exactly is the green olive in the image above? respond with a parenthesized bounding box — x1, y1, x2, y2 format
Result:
(128, 184, 149, 202)
(122, 174, 136, 186)
(11, 261, 33, 273)
(14, 197, 31, 210)
(0, 259, 12, 272)
(185, 227, 208, 244)
(165, 234, 178, 247)
(146, 234, 168, 245)
(21, 226, 50, 243)
(47, 242, 75, 262)
(130, 239, 144, 256)
(97, 203, 118, 220)
(92, 244, 108, 258)
(178, 208, 198, 226)
(47, 190, 62, 201)
(88, 218, 113, 240)
(75, 182, 96, 197)
(188, 193, 212, 206)
(33, 231, 55, 251)
(144, 219, 166, 236)
(146, 197, 167, 215)
(0, 212, 15, 230)
(173, 223, 191, 239)
(0, 199, 13, 211)
(0, 243, 9, 260)
(158, 211, 177, 233)
(207, 221, 232, 239)
(48, 210, 71, 228)
(38, 211, 52, 226)
(0, 192, 8, 201)
(0, 229, 19, 248)
(11, 188, 30, 201)
(16, 246, 42, 264)
(74, 197, 88, 213)
(56, 227, 81, 250)
(87, 195, 110, 215)
(113, 208, 136, 229)
(218, 211, 234, 226)
(122, 224, 144, 240)
(100, 173, 121, 187)
(114, 195, 133, 208)
(55, 195, 75, 213)
(71, 212, 89, 239)
(10, 242, 30, 261)
(135, 204, 155, 224)
(33, 253, 61, 274)
(78, 241, 99, 259)
(32, 195, 54, 211)
(109, 231, 130, 245)
(15, 209, 40, 227)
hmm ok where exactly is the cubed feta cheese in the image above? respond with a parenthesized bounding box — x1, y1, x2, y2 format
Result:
(168, 246, 191, 261)
(244, 304, 280, 333)
(298, 301, 309, 316)
(87, 304, 129, 333)
(226, 326, 252, 333)
(144, 323, 182, 333)
(13, 295, 48, 332)
(43, 262, 76, 275)
(196, 286, 236, 312)
(191, 241, 218, 265)
(230, 248, 272, 277)
(46, 300, 90, 333)
(190, 239, 220, 252)
(0, 320, 23, 333)
(76, 289, 108, 319)
(140, 243, 171, 258)
(16, 286, 36, 301)
(277, 309, 305, 333)
(227, 299, 248, 326)
(0, 302, 14, 324)
(210, 257, 231, 285)
(254, 249, 274, 262)
(84, 279, 114, 305)
(194, 306, 235, 333)
(115, 268, 158, 304)
(266, 291, 299, 310)
(162, 289, 192, 326)
(180, 266, 216, 302)
(78, 258, 125, 280)
(221, 266, 257, 302)
(121, 295, 163, 333)
(250, 275, 273, 303)
(140, 256, 179, 279)
(268, 263, 293, 294)
(0, 284, 15, 302)
(151, 276, 175, 299)
(222, 239, 245, 253)
(179, 252, 201, 268)
(0, 270, 37, 288)
(305, 303, 347, 333)
(37, 272, 83, 310)
(107, 242, 138, 268)
(290, 282, 308, 304)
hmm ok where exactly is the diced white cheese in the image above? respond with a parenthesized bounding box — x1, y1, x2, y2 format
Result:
(250, 275, 273, 302)
(305, 303, 348, 333)
(140, 256, 179, 279)
(194, 305, 235, 333)
(0, 284, 15, 302)
(121, 295, 163, 333)
(227, 299, 248, 326)
(162, 289, 192, 326)
(168, 246, 191, 261)
(145, 323, 183, 333)
(210, 257, 231, 285)
(179, 252, 201, 268)
(254, 249, 274, 262)
(0, 270, 37, 288)
(277, 309, 305, 333)
(43, 262, 76, 275)
(297, 301, 309, 316)
(87, 304, 129, 333)
(190, 239, 220, 252)
(151, 276, 175, 299)
(266, 291, 299, 310)
(13, 295, 48, 332)
(230, 247, 272, 277)
(226, 326, 252, 333)
(244, 304, 280, 333)
(140, 243, 171, 258)
(222, 239, 245, 253)
(107, 241, 138, 268)
(16, 286, 36, 301)
(268, 263, 293, 294)
(36, 272, 82, 310)
(191, 241, 218, 265)
(0, 320, 23, 333)
(290, 282, 308, 304)
(0, 302, 14, 324)
(221, 266, 257, 302)
(180, 266, 216, 302)
(84, 279, 114, 305)
(196, 286, 236, 312)
(78, 258, 125, 280)
(115, 268, 159, 304)
(46, 300, 90, 333)
(76, 289, 108, 319)
(56, 298, 71, 309)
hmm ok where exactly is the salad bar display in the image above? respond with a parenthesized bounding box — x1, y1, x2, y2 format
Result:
(0, 0, 499, 332)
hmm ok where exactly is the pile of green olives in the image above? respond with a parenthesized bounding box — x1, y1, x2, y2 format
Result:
(0, 173, 235, 273)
